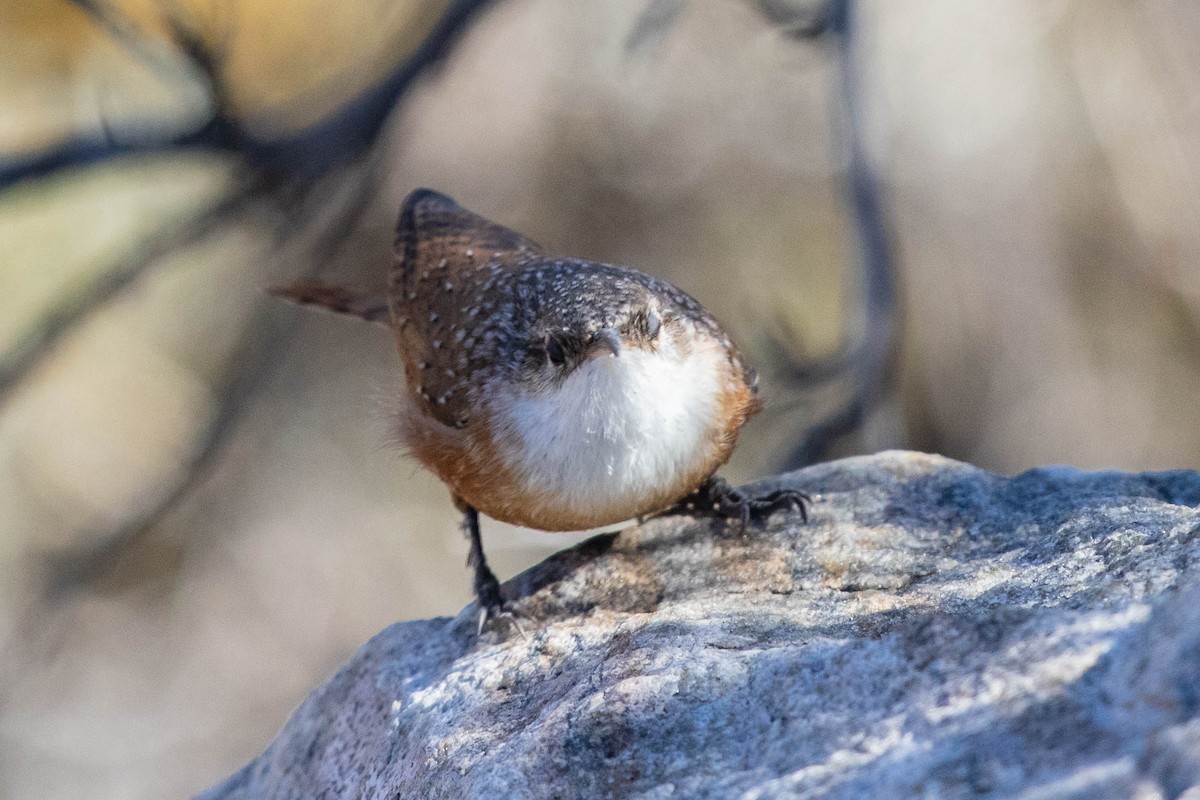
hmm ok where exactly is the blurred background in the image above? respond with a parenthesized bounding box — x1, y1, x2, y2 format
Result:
(1, 0, 1198, 797)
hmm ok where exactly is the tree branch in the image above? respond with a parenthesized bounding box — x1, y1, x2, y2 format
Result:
(0, 177, 271, 404)
(2, 0, 497, 191)
(44, 159, 382, 598)
(774, 0, 901, 467)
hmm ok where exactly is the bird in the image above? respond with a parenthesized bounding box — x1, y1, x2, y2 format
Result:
(272, 189, 807, 627)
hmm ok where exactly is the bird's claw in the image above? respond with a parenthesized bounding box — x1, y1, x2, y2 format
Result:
(661, 476, 810, 535)
(475, 602, 527, 640)
(745, 487, 810, 525)
(473, 574, 527, 639)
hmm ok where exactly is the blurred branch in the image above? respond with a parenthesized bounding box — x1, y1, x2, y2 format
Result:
(266, 0, 500, 177)
(43, 301, 287, 598)
(0, 126, 222, 189)
(71, 0, 192, 79)
(1, 0, 497, 397)
(765, 0, 901, 467)
(621, 0, 894, 466)
(762, 328, 854, 386)
(0, 0, 246, 189)
(753, 0, 831, 39)
(0, 178, 271, 404)
(625, 0, 689, 54)
(626, 0, 826, 56)
(1, 0, 498, 189)
(44, 159, 383, 598)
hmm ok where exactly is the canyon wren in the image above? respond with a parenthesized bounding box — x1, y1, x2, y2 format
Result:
(274, 189, 807, 626)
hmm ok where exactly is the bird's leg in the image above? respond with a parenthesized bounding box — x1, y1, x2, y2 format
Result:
(660, 475, 809, 534)
(462, 505, 507, 627)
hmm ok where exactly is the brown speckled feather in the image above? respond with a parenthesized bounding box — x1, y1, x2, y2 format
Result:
(387, 190, 544, 427)
(387, 190, 761, 430)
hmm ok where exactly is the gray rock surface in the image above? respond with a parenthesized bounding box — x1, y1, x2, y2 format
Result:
(199, 451, 1200, 800)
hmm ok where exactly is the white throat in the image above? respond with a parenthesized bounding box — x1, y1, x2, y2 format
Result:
(492, 342, 728, 523)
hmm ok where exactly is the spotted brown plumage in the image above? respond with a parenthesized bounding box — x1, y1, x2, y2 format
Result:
(386, 190, 761, 430)
(273, 189, 807, 628)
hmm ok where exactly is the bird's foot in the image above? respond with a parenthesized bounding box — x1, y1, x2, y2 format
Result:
(472, 569, 527, 639)
(475, 605, 527, 639)
(661, 476, 810, 535)
(462, 504, 525, 638)
(474, 602, 527, 640)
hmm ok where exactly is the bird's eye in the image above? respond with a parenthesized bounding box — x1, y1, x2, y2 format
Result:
(544, 335, 567, 366)
(645, 311, 661, 340)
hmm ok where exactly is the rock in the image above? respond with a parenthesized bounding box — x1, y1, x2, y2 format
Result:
(198, 451, 1200, 800)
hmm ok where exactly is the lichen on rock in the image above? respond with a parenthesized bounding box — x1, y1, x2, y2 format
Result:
(198, 451, 1200, 800)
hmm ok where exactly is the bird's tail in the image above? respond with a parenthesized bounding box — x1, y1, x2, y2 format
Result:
(269, 280, 391, 326)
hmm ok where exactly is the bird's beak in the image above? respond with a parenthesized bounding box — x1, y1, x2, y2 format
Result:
(592, 328, 621, 358)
